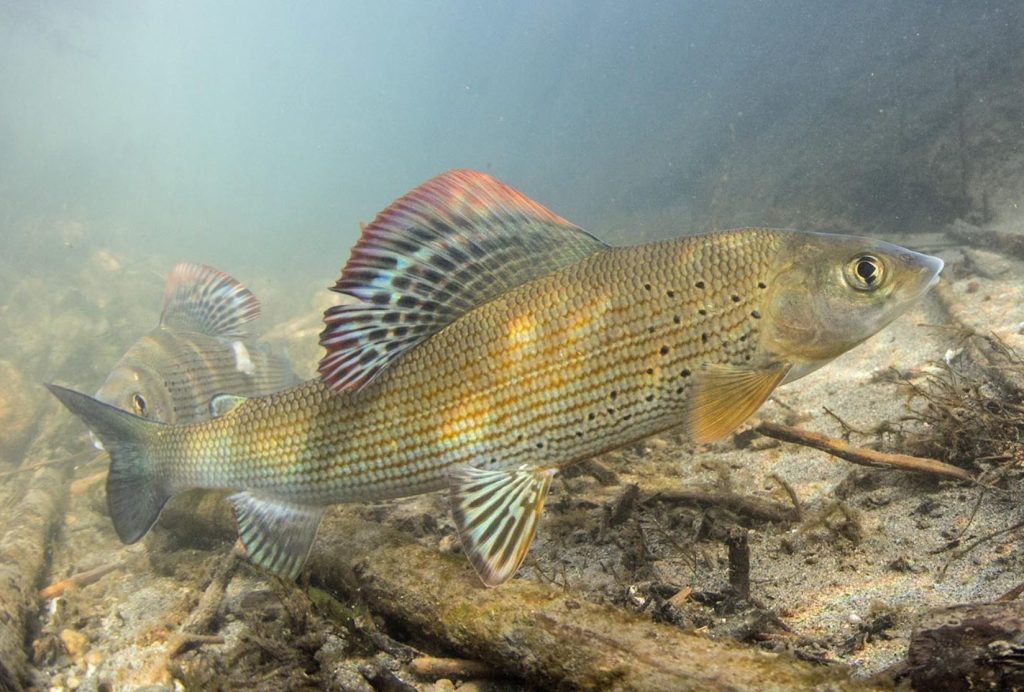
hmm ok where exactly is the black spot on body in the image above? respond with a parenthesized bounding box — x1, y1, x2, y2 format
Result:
(667, 290, 675, 298)
(695, 281, 705, 289)
(751, 310, 761, 319)
(682, 368, 691, 377)
(701, 333, 709, 343)
(673, 315, 681, 324)
(660, 345, 670, 356)
(731, 294, 741, 303)
(698, 308, 707, 316)
(758, 281, 767, 289)
(588, 412, 596, 420)
(644, 283, 652, 291)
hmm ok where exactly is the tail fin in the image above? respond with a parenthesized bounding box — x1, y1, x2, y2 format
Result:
(46, 383, 171, 543)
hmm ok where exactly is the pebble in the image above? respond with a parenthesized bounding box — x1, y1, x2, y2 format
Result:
(59, 628, 88, 659)
(848, 613, 863, 625)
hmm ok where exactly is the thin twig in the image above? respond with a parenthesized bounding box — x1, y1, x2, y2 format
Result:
(755, 422, 973, 482)
(39, 560, 127, 600)
(769, 474, 803, 523)
(409, 656, 497, 681)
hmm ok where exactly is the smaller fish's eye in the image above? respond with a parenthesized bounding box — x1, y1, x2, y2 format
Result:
(131, 393, 148, 417)
(846, 254, 883, 291)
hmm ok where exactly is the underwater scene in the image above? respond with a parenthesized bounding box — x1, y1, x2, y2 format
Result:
(1, 1, 1023, 690)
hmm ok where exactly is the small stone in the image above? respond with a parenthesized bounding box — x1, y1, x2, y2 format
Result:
(84, 648, 103, 668)
(430, 680, 456, 692)
(60, 628, 88, 659)
(66, 675, 80, 690)
(848, 613, 863, 625)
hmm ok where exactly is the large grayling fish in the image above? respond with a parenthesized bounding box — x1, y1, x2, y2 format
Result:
(94, 263, 297, 426)
(50, 172, 942, 586)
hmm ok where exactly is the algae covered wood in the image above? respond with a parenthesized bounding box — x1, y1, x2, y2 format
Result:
(902, 600, 1024, 689)
(0, 413, 71, 691)
(308, 511, 878, 691)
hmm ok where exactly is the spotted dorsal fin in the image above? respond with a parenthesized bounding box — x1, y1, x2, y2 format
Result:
(318, 170, 608, 393)
(449, 464, 556, 587)
(160, 263, 261, 338)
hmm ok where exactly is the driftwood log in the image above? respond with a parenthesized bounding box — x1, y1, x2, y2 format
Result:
(0, 412, 71, 691)
(308, 511, 876, 691)
(946, 221, 1024, 261)
(900, 600, 1024, 689)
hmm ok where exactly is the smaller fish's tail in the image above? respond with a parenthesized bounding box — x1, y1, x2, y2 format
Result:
(46, 384, 171, 544)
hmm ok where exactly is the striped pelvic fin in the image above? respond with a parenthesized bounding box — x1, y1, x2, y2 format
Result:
(160, 263, 261, 338)
(449, 464, 556, 587)
(318, 170, 608, 393)
(228, 492, 326, 580)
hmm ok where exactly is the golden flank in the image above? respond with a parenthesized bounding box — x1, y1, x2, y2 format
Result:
(49, 170, 943, 586)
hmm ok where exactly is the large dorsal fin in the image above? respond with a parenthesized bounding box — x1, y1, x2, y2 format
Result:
(160, 263, 261, 338)
(318, 170, 608, 393)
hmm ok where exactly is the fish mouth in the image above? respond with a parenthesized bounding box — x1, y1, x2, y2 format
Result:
(922, 254, 944, 288)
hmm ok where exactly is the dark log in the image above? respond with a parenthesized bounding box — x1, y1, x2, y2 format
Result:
(307, 510, 876, 691)
(902, 600, 1024, 690)
(946, 221, 1024, 261)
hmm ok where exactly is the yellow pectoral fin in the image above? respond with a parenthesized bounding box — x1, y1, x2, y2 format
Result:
(687, 363, 791, 444)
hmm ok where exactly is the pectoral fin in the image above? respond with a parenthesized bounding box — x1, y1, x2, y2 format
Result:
(228, 492, 326, 579)
(687, 363, 791, 443)
(449, 464, 556, 587)
(209, 393, 248, 418)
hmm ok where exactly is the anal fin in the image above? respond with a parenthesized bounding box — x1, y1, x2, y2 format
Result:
(228, 492, 326, 579)
(687, 363, 791, 443)
(449, 464, 556, 587)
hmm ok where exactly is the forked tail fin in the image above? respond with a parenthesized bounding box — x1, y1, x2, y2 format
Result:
(46, 384, 171, 543)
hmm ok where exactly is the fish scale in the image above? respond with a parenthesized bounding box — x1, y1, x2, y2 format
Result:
(168, 231, 778, 501)
(48, 169, 943, 585)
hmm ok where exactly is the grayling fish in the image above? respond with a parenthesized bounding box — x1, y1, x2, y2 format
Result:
(50, 172, 942, 586)
(94, 263, 298, 426)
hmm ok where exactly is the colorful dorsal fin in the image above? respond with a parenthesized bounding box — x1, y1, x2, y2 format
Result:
(318, 170, 608, 392)
(687, 363, 791, 443)
(449, 464, 556, 587)
(160, 263, 261, 338)
(228, 491, 326, 580)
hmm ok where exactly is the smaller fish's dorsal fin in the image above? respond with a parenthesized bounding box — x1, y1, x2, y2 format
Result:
(449, 464, 556, 587)
(228, 492, 326, 580)
(687, 363, 791, 443)
(209, 393, 248, 418)
(160, 263, 261, 338)
(319, 170, 608, 392)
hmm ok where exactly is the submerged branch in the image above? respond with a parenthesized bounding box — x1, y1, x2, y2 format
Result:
(307, 511, 870, 691)
(755, 422, 973, 482)
(39, 560, 126, 600)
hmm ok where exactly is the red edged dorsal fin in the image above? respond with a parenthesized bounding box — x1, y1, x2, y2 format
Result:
(318, 170, 608, 393)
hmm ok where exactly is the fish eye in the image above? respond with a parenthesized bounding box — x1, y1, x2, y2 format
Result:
(131, 393, 148, 417)
(845, 254, 884, 291)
